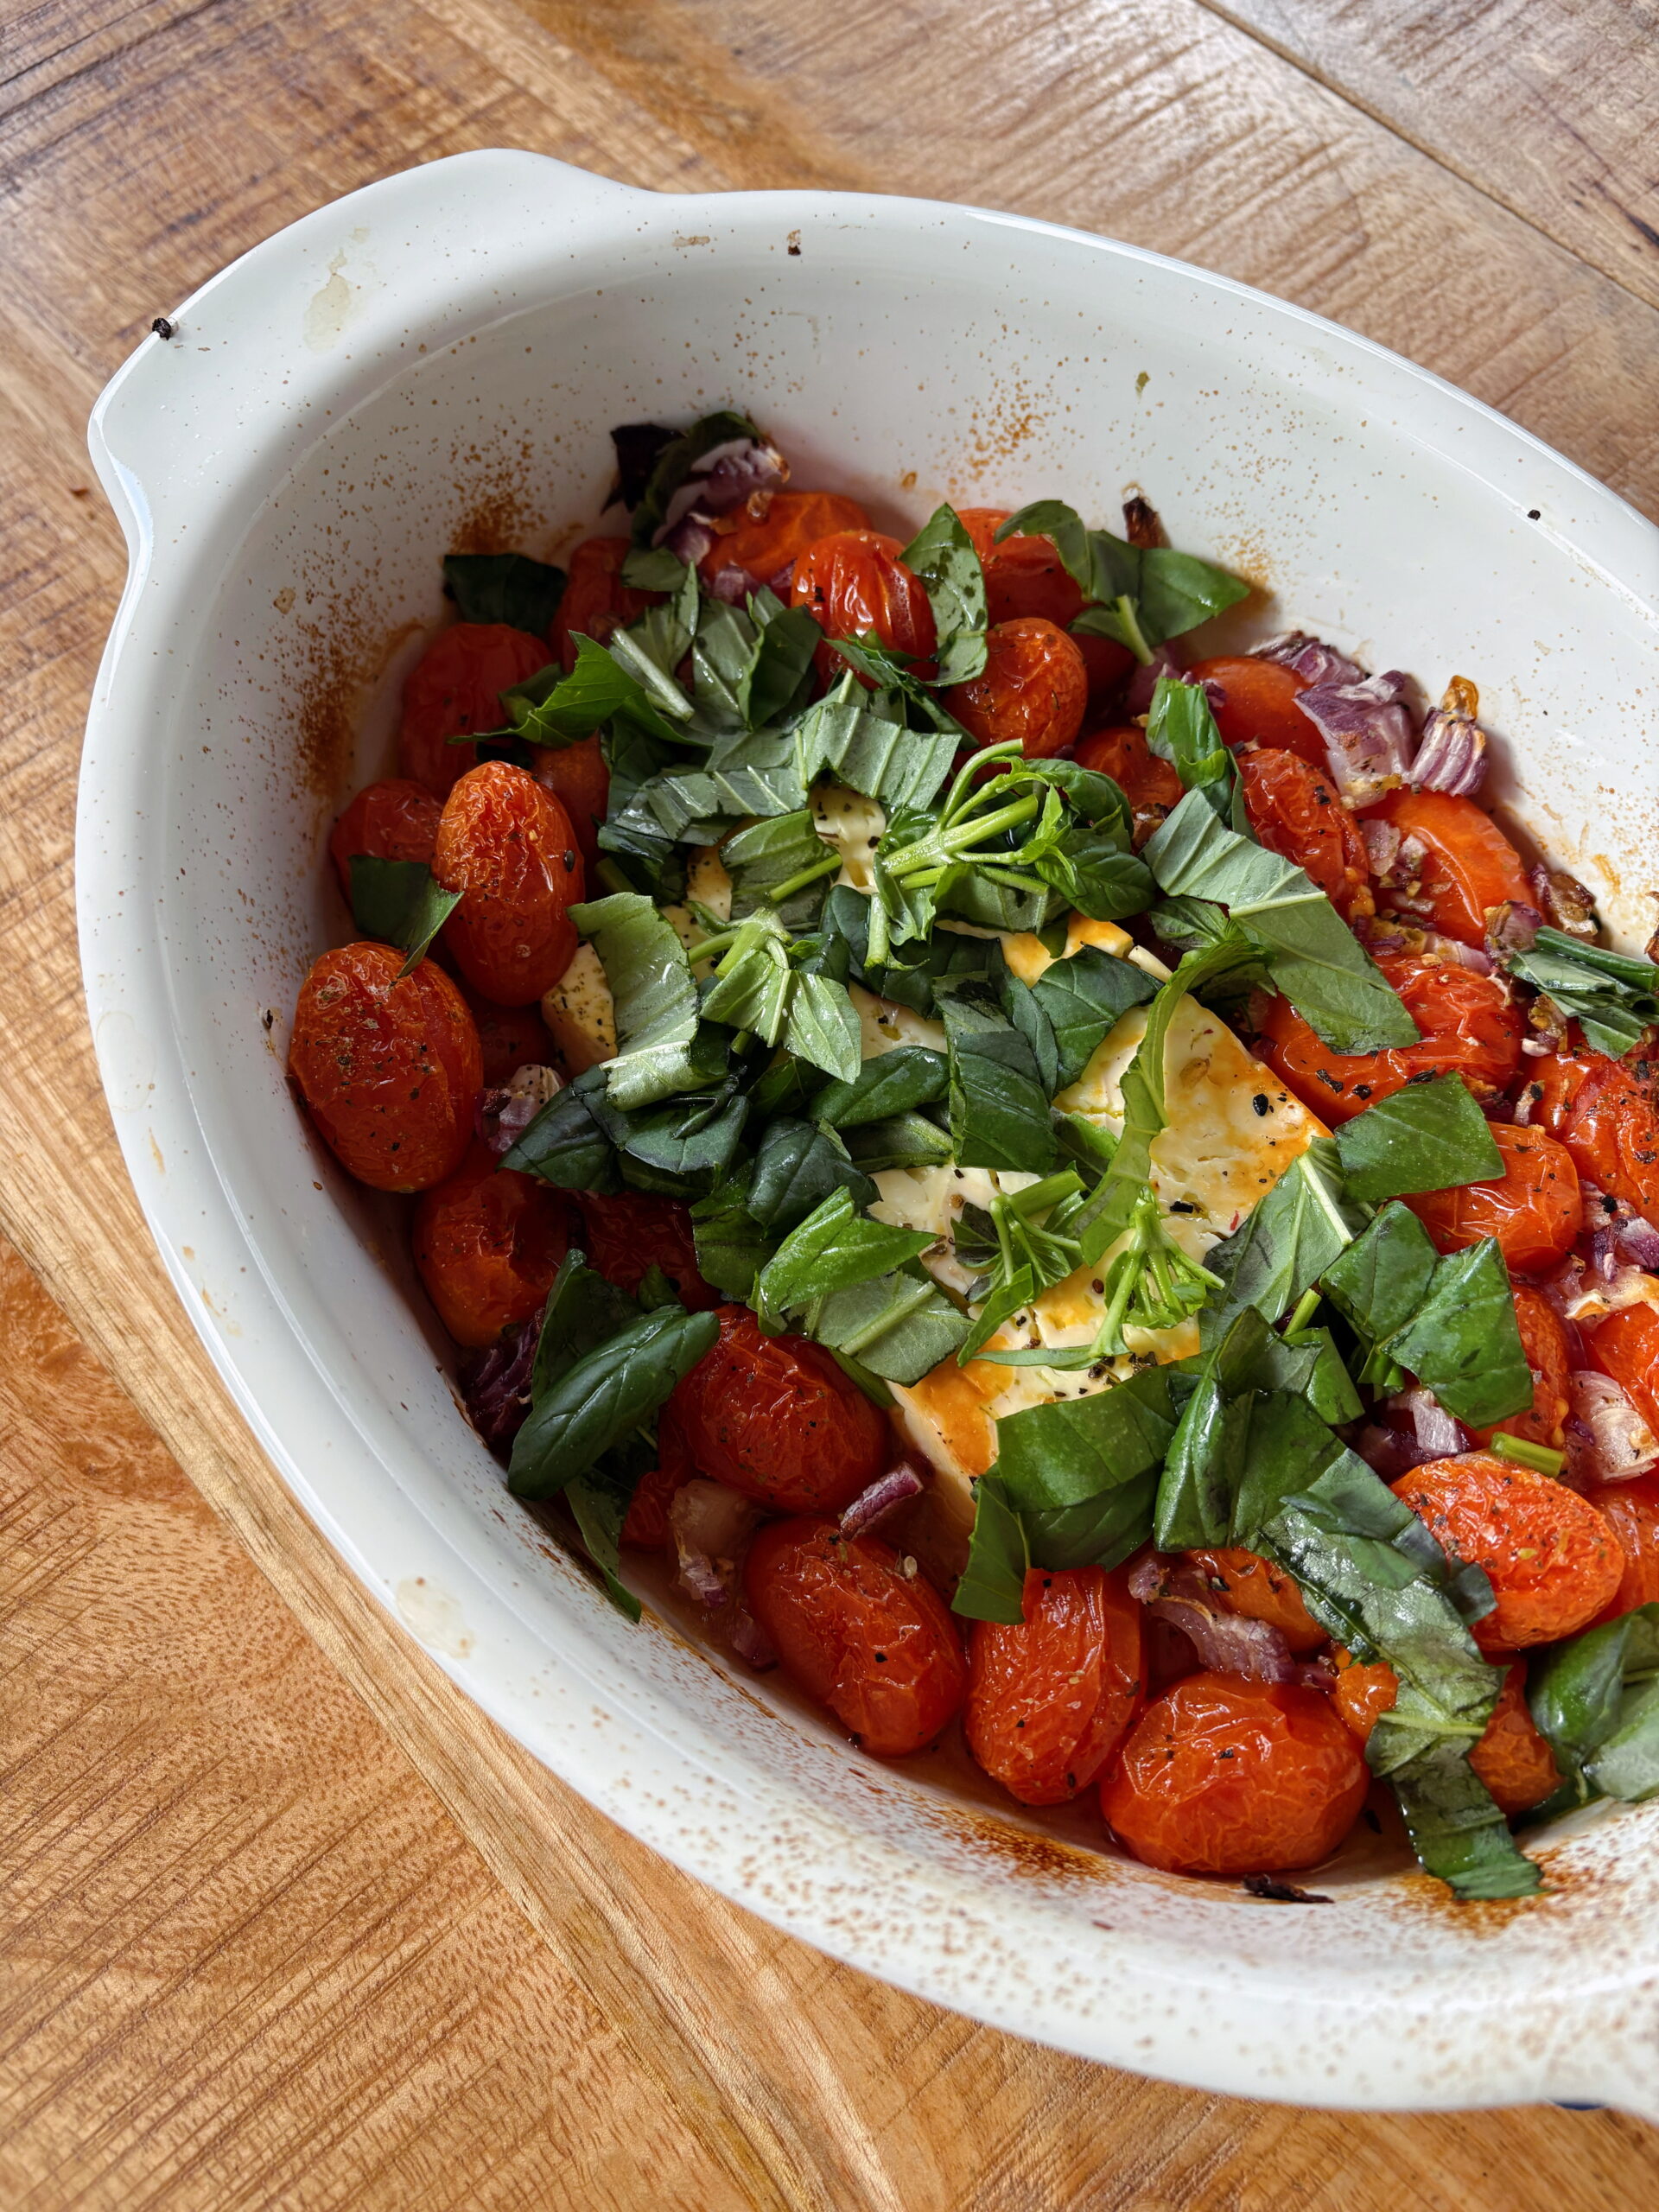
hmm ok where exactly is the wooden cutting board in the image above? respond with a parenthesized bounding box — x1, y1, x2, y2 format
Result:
(3, 1, 1659, 2202)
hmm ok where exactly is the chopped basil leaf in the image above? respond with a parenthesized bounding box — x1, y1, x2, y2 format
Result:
(629, 409, 761, 549)
(1502, 928, 1659, 1059)
(988, 1365, 1175, 1513)
(792, 671, 959, 812)
(1200, 1137, 1363, 1342)
(1154, 1306, 1270, 1549)
(995, 499, 1249, 654)
(900, 503, 989, 686)
(751, 1186, 934, 1331)
(567, 1449, 646, 1622)
(1032, 828, 1155, 923)
(1389, 1746, 1543, 1899)
(584, 1079, 749, 1192)
(569, 892, 706, 1110)
(1144, 675, 1233, 805)
(1031, 945, 1159, 1089)
(942, 988, 1058, 1174)
(783, 969, 863, 1085)
(1320, 1201, 1439, 1383)
(952, 1474, 1029, 1625)
(842, 1112, 956, 1173)
(747, 1117, 877, 1231)
(527, 1247, 641, 1402)
(443, 551, 566, 633)
(1528, 1603, 1659, 1808)
(346, 855, 461, 976)
(498, 632, 687, 750)
(689, 1177, 777, 1300)
(509, 1302, 719, 1499)
(1387, 1238, 1533, 1428)
(740, 603, 820, 728)
(808, 1267, 970, 1384)
(502, 1068, 620, 1192)
(1023, 1475, 1161, 1573)
(1334, 1074, 1504, 1204)
(810, 1046, 949, 1127)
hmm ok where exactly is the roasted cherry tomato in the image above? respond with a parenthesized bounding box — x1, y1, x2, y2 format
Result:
(1332, 1651, 1560, 1815)
(1100, 1672, 1369, 1876)
(550, 537, 661, 672)
(1392, 1454, 1624, 1652)
(700, 490, 871, 590)
(744, 1517, 967, 1756)
(670, 1306, 888, 1514)
(1402, 1122, 1580, 1273)
(1587, 1304, 1659, 1439)
(1471, 1286, 1571, 1452)
(462, 988, 556, 1088)
(1534, 1046, 1659, 1224)
(412, 1141, 573, 1348)
(790, 529, 937, 685)
(433, 761, 583, 1006)
(1363, 788, 1533, 949)
(399, 623, 550, 796)
(1185, 1546, 1326, 1654)
(1236, 747, 1374, 924)
(529, 735, 608, 877)
(328, 778, 443, 904)
(1258, 950, 1524, 1123)
(1072, 725, 1182, 844)
(1586, 1474, 1659, 1619)
(574, 1191, 719, 1313)
(963, 1567, 1144, 1805)
(289, 942, 481, 1192)
(944, 618, 1088, 760)
(1328, 1647, 1398, 1743)
(957, 509, 1134, 702)
(1187, 655, 1322, 767)
(620, 1407, 695, 1551)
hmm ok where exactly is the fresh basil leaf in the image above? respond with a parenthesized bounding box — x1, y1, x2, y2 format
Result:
(900, 503, 988, 686)
(499, 633, 686, 748)
(809, 1267, 970, 1384)
(700, 914, 793, 1044)
(989, 1365, 1175, 1513)
(1201, 1137, 1363, 1342)
(792, 671, 959, 811)
(752, 1186, 934, 1330)
(995, 501, 1096, 598)
(346, 855, 461, 975)
(1272, 1325, 1363, 1427)
(842, 1112, 956, 1173)
(1032, 945, 1159, 1089)
(1144, 675, 1232, 803)
(443, 551, 565, 633)
(567, 1449, 645, 1622)
(1334, 1075, 1504, 1204)
(783, 969, 863, 1085)
(689, 1177, 777, 1300)
(528, 1248, 642, 1402)
(629, 409, 760, 548)
(1388, 1238, 1533, 1428)
(1154, 1306, 1271, 1549)
(1135, 545, 1252, 644)
(503, 1069, 620, 1192)
(1000, 970, 1061, 1098)
(1528, 1603, 1659, 1806)
(943, 990, 1058, 1174)
(952, 1474, 1031, 1624)
(620, 543, 690, 592)
(1229, 1385, 1357, 1544)
(1390, 1746, 1543, 1899)
(1006, 757, 1136, 846)
(606, 562, 699, 722)
(1024, 1475, 1161, 1573)
(621, 753, 809, 846)
(747, 1117, 877, 1232)
(509, 1305, 720, 1499)
(570, 892, 706, 1110)
(810, 1046, 948, 1127)
(740, 603, 821, 728)
(995, 501, 1249, 649)
(1144, 789, 1420, 1053)
(585, 1082, 749, 1189)
(936, 869, 1066, 936)
(1502, 928, 1659, 1059)
(1321, 1202, 1440, 1358)
(1586, 1676, 1659, 1804)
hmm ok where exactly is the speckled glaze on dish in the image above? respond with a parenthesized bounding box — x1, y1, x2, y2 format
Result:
(79, 151, 1659, 2113)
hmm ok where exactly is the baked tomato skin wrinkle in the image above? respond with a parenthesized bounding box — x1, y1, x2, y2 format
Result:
(411, 1141, 574, 1349)
(575, 1191, 719, 1312)
(790, 530, 937, 685)
(1236, 747, 1375, 925)
(669, 1306, 888, 1513)
(620, 1407, 695, 1551)
(1403, 1122, 1581, 1273)
(399, 623, 550, 797)
(963, 1567, 1144, 1806)
(1101, 1672, 1368, 1877)
(1187, 655, 1322, 767)
(1072, 725, 1182, 844)
(701, 490, 870, 589)
(1471, 1285, 1571, 1452)
(1185, 1546, 1326, 1653)
(1330, 1646, 1399, 1743)
(746, 1518, 967, 1757)
(289, 943, 481, 1192)
(1363, 788, 1533, 949)
(550, 537, 661, 673)
(1587, 1304, 1659, 1439)
(1587, 1475, 1659, 1619)
(1538, 1046, 1659, 1224)
(328, 779, 442, 902)
(1332, 1651, 1560, 1815)
(433, 761, 583, 1006)
(1259, 950, 1524, 1123)
(943, 618, 1088, 760)
(528, 735, 608, 877)
(1392, 1454, 1625, 1653)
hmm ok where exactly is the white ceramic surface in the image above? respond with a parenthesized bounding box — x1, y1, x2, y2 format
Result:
(79, 149, 1659, 2114)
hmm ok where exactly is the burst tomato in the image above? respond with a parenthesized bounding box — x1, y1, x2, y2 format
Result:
(328, 778, 443, 904)
(963, 1567, 1144, 1806)
(574, 1191, 719, 1313)
(1187, 655, 1322, 766)
(701, 490, 871, 590)
(1100, 1672, 1369, 1876)
(1331, 1652, 1559, 1815)
(670, 1306, 888, 1513)
(790, 529, 937, 685)
(1587, 1304, 1659, 1438)
(528, 735, 608, 877)
(432, 761, 583, 1005)
(412, 1141, 573, 1348)
(1258, 950, 1524, 1122)
(957, 509, 1133, 701)
(1392, 1454, 1624, 1653)
(1185, 1547, 1325, 1653)
(744, 1517, 967, 1756)
(550, 537, 661, 672)
(1403, 1122, 1580, 1273)
(1329, 1647, 1399, 1743)
(462, 988, 556, 1087)
(620, 1407, 695, 1551)
(1072, 724, 1182, 843)
(289, 942, 481, 1192)
(1534, 1046, 1659, 1223)
(1471, 1286, 1571, 1452)
(1363, 788, 1533, 949)
(399, 623, 550, 796)
(1586, 1475, 1659, 1619)
(944, 617, 1088, 759)
(1236, 747, 1374, 923)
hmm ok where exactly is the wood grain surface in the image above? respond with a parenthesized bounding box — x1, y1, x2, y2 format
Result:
(2, 0, 1657, 2204)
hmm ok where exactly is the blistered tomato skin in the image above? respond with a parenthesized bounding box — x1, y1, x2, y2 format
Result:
(669, 1306, 888, 1514)
(1363, 787, 1533, 948)
(1331, 1652, 1560, 1815)
(1471, 1286, 1571, 1452)
(1587, 1475, 1659, 1618)
(289, 943, 482, 1192)
(575, 1192, 719, 1313)
(529, 735, 608, 876)
(1185, 1547, 1326, 1653)
(702, 490, 870, 590)
(1587, 1304, 1659, 1439)
(1237, 747, 1374, 923)
(1392, 1454, 1625, 1653)
(744, 1517, 967, 1757)
(1101, 1672, 1369, 1876)
(944, 619, 1088, 760)
(328, 779, 443, 902)
(1072, 726, 1182, 842)
(1188, 656, 1322, 766)
(433, 761, 584, 1006)
(551, 537, 660, 672)
(620, 1407, 695, 1551)
(1259, 950, 1524, 1122)
(1403, 1122, 1581, 1273)
(790, 529, 937, 685)
(412, 1141, 573, 1348)
(399, 623, 550, 797)
(964, 1567, 1144, 1806)
(1535, 1046, 1659, 1224)
(1330, 1646, 1399, 1743)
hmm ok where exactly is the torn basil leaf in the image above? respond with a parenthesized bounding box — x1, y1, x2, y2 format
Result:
(1387, 1238, 1532, 1428)
(952, 1474, 1030, 1625)
(943, 988, 1058, 1174)
(995, 499, 1249, 655)
(1154, 1306, 1270, 1550)
(528, 1248, 641, 1402)
(1024, 1475, 1162, 1574)
(1031, 945, 1160, 1090)
(747, 1117, 877, 1232)
(810, 1046, 949, 1127)
(499, 634, 685, 748)
(567, 1446, 647, 1622)
(751, 1186, 934, 1331)
(509, 1302, 719, 1499)
(443, 550, 566, 633)
(841, 1112, 955, 1173)
(1201, 1138, 1363, 1342)
(569, 892, 707, 1110)
(792, 672, 959, 812)
(900, 502, 988, 686)
(347, 855, 461, 975)
(1501, 928, 1659, 1060)
(1389, 1745, 1542, 1900)
(1334, 1075, 1504, 1204)
(584, 1080, 749, 1192)
(783, 969, 862, 1085)
(988, 1365, 1175, 1514)
(1528, 1603, 1659, 1808)
(740, 603, 820, 728)
(690, 1178, 777, 1300)
(808, 1266, 969, 1385)
(1144, 675, 1233, 804)
(503, 1069, 619, 1192)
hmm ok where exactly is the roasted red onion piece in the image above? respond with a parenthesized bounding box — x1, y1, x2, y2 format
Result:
(669, 1478, 763, 1608)
(653, 435, 791, 547)
(1255, 632, 1367, 688)
(1529, 863, 1599, 941)
(659, 512, 718, 568)
(1541, 1250, 1659, 1326)
(1389, 1388, 1474, 1459)
(477, 1063, 563, 1159)
(1411, 689, 1488, 798)
(839, 1461, 926, 1540)
(1568, 1370, 1659, 1480)
(1361, 818, 1402, 880)
(727, 1601, 778, 1670)
(1484, 900, 1542, 958)
(1124, 640, 1188, 717)
(1127, 1554, 1298, 1683)
(707, 563, 762, 604)
(1296, 670, 1417, 803)
(1355, 1423, 1452, 1479)
(459, 1319, 538, 1454)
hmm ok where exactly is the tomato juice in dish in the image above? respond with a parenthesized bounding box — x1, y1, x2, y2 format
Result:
(289, 410, 1659, 1901)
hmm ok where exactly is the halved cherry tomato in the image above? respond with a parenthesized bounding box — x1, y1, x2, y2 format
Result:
(1534, 1046, 1659, 1223)
(944, 617, 1087, 759)
(963, 1567, 1144, 1805)
(529, 734, 608, 877)
(1332, 1651, 1559, 1815)
(1236, 747, 1374, 924)
(412, 1141, 573, 1348)
(328, 778, 443, 903)
(1403, 1122, 1580, 1273)
(791, 529, 937, 685)
(1101, 1671, 1368, 1875)
(700, 490, 870, 590)
(670, 1306, 888, 1513)
(1363, 788, 1532, 949)
(957, 508, 1134, 702)
(1258, 950, 1524, 1122)
(399, 623, 550, 796)
(551, 537, 661, 673)
(1392, 1454, 1624, 1652)
(1586, 1475, 1659, 1619)
(744, 1516, 967, 1757)
(1187, 655, 1322, 767)
(462, 988, 556, 1088)
(575, 1191, 719, 1313)
(1185, 1546, 1325, 1654)
(1587, 1304, 1659, 1438)
(1072, 725, 1182, 844)
(620, 1406, 695, 1551)
(433, 761, 583, 1006)
(1471, 1286, 1571, 1452)
(289, 942, 481, 1192)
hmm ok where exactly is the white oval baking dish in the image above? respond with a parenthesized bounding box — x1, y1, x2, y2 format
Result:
(79, 149, 1659, 2113)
